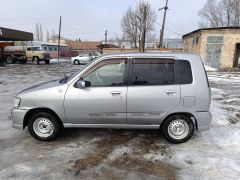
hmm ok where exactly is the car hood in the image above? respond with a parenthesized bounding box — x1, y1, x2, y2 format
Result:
(17, 80, 61, 96)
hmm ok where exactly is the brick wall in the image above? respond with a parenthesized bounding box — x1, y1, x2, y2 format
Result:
(183, 29, 240, 69)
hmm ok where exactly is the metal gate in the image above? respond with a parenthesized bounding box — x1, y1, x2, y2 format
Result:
(205, 36, 223, 69)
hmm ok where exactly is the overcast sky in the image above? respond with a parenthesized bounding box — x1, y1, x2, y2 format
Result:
(0, 0, 207, 41)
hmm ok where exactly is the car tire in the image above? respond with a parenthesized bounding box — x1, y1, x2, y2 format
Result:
(6, 56, 13, 64)
(45, 60, 50, 64)
(28, 112, 61, 141)
(33, 57, 40, 65)
(73, 59, 80, 65)
(161, 115, 194, 144)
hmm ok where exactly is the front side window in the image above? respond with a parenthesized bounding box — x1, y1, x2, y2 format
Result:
(81, 53, 90, 57)
(131, 59, 175, 85)
(32, 47, 40, 51)
(82, 59, 126, 86)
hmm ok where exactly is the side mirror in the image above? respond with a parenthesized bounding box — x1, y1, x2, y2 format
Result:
(76, 80, 91, 89)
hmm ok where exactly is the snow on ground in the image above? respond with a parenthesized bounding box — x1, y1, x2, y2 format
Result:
(0, 62, 240, 179)
(50, 58, 71, 63)
(204, 65, 217, 71)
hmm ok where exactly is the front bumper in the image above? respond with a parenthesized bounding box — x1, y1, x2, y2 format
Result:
(10, 108, 28, 130)
(195, 111, 212, 131)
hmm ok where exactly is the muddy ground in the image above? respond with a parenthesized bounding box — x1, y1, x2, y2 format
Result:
(0, 61, 239, 180)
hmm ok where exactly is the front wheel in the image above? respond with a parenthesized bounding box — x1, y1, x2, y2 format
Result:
(32, 57, 40, 65)
(161, 115, 194, 144)
(73, 59, 80, 65)
(28, 112, 61, 141)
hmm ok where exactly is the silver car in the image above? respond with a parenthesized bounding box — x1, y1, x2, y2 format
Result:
(10, 52, 212, 143)
(71, 52, 100, 65)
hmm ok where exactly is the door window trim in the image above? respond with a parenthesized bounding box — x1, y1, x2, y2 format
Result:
(77, 58, 129, 87)
(128, 58, 178, 86)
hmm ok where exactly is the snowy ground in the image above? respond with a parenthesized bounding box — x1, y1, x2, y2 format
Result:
(0, 62, 240, 180)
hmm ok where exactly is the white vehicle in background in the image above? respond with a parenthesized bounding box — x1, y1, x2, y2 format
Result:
(71, 52, 101, 65)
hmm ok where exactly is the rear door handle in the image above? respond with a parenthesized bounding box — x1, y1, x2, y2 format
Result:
(166, 90, 177, 95)
(110, 91, 122, 95)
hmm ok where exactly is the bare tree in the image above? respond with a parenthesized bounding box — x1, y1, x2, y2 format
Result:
(121, 0, 156, 50)
(34, 24, 40, 41)
(199, 0, 240, 28)
(39, 23, 43, 42)
(50, 30, 58, 43)
(115, 35, 125, 48)
(121, 7, 138, 48)
(46, 30, 50, 42)
(199, 0, 223, 27)
(232, 0, 240, 26)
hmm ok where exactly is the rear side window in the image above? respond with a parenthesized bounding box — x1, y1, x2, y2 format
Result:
(179, 60, 193, 84)
(131, 59, 175, 85)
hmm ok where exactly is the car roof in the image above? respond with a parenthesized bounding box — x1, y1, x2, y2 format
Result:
(99, 52, 200, 62)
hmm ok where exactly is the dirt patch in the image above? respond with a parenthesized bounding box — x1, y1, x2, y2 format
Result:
(228, 116, 240, 124)
(185, 160, 193, 165)
(236, 113, 240, 119)
(134, 133, 171, 158)
(70, 132, 135, 175)
(111, 155, 176, 180)
(213, 98, 225, 101)
(69, 131, 174, 179)
(222, 100, 240, 106)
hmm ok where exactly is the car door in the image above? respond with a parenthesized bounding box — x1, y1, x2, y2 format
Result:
(64, 58, 128, 125)
(79, 52, 91, 63)
(127, 58, 180, 125)
(26, 47, 33, 60)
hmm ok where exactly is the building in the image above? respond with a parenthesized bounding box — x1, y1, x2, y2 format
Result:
(0, 27, 33, 65)
(67, 41, 101, 51)
(48, 38, 69, 45)
(183, 27, 240, 69)
(104, 39, 183, 49)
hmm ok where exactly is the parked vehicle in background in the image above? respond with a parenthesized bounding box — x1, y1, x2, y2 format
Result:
(3, 46, 51, 65)
(71, 51, 101, 65)
(10, 52, 212, 144)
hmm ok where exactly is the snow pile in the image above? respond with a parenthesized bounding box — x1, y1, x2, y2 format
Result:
(50, 58, 70, 63)
(204, 65, 217, 71)
(107, 146, 132, 161)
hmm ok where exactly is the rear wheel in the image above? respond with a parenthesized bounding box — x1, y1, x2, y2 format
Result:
(73, 59, 80, 65)
(162, 115, 194, 144)
(28, 112, 61, 141)
(33, 57, 40, 65)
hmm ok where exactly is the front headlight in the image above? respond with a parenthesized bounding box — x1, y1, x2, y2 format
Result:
(13, 98, 21, 108)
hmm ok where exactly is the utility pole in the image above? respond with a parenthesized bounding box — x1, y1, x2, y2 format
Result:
(57, 16, 62, 61)
(158, 0, 169, 48)
(104, 30, 107, 44)
(141, 6, 147, 52)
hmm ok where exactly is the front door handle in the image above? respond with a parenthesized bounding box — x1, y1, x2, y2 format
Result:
(110, 91, 122, 96)
(166, 90, 177, 95)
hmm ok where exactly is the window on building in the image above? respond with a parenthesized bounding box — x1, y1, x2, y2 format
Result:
(192, 36, 199, 45)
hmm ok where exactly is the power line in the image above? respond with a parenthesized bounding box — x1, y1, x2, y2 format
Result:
(153, 20, 183, 36)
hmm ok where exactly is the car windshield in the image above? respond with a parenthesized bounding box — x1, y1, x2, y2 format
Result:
(61, 57, 99, 83)
(32, 47, 41, 51)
